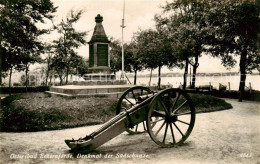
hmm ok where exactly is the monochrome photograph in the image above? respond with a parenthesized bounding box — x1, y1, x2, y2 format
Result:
(0, 0, 260, 163)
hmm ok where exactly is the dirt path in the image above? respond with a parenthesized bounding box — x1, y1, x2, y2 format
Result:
(0, 99, 259, 164)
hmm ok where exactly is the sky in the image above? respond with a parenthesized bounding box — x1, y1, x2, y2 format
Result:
(40, 0, 240, 74)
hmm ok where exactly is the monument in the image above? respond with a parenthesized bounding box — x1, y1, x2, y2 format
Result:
(46, 14, 131, 98)
(84, 14, 115, 80)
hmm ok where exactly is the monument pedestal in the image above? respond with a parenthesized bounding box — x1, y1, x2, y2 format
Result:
(72, 79, 126, 85)
(83, 73, 115, 81)
(87, 14, 112, 78)
(46, 14, 129, 98)
(46, 85, 133, 98)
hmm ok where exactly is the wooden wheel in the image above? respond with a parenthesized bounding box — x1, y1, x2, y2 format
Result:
(147, 88, 195, 147)
(116, 86, 151, 134)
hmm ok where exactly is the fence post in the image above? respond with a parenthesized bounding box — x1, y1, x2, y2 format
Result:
(249, 82, 252, 93)
(228, 82, 230, 92)
(209, 82, 212, 91)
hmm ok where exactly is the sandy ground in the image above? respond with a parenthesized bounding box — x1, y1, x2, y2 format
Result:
(0, 99, 259, 164)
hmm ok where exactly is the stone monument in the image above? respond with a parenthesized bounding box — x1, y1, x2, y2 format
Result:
(46, 14, 133, 98)
(84, 14, 115, 80)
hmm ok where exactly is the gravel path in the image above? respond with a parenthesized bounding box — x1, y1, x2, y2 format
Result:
(0, 99, 259, 164)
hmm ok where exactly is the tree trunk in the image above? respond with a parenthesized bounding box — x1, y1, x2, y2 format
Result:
(158, 65, 161, 90)
(183, 58, 189, 90)
(25, 64, 29, 92)
(134, 70, 137, 85)
(149, 69, 153, 86)
(238, 51, 247, 102)
(65, 66, 69, 84)
(59, 74, 63, 86)
(49, 75, 52, 85)
(45, 58, 51, 86)
(0, 51, 2, 85)
(8, 67, 13, 94)
(191, 56, 199, 89)
(45, 70, 49, 86)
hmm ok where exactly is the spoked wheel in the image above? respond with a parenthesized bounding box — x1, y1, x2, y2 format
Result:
(147, 88, 195, 147)
(116, 86, 151, 134)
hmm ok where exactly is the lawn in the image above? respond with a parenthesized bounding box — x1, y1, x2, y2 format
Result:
(0, 92, 232, 132)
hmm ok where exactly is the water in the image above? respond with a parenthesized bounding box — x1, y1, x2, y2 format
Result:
(3, 72, 259, 91)
(128, 74, 260, 91)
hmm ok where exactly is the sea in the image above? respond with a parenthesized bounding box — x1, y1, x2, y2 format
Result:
(128, 74, 260, 91)
(3, 72, 260, 91)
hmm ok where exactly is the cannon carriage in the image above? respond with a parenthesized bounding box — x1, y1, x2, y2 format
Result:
(65, 86, 195, 150)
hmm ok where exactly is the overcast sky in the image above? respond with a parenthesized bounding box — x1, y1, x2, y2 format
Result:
(41, 0, 240, 74)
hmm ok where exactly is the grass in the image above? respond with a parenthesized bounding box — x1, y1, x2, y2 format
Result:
(0, 92, 232, 132)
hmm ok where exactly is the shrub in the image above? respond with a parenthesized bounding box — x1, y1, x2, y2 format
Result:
(190, 94, 233, 112)
(1, 105, 68, 131)
(0, 93, 118, 132)
(0, 86, 49, 94)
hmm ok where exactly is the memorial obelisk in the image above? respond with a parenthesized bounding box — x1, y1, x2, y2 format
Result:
(85, 14, 114, 80)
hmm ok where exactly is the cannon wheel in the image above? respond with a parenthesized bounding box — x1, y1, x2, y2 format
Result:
(116, 86, 151, 134)
(146, 88, 195, 147)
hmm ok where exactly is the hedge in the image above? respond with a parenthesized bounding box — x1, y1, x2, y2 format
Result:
(0, 86, 49, 94)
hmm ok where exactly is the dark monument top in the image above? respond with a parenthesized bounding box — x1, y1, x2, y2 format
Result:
(88, 14, 110, 44)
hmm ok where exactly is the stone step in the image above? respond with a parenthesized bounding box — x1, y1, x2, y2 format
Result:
(72, 80, 126, 86)
(45, 91, 123, 98)
(50, 85, 135, 95)
(46, 85, 157, 98)
(45, 91, 74, 98)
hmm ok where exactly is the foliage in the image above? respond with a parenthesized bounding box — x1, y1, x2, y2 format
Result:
(135, 29, 176, 88)
(124, 41, 143, 72)
(70, 55, 89, 76)
(0, 0, 57, 87)
(190, 94, 232, 112)
(41, 43, 55, 86)
(52, 10, 87, 84)
(109, 37, 145, 84)
(0, 94, 23, 107)
(109, 37, 122, 75)
(0, 93, 118, 132)
(156, 0, 211, 89)
(204, 0, 260, 68)
(123, 40, 145, 84)
(0, 86, 49, 94)
(1, 105, 68, 131)
(202, 0, 260, 101)
(156, 0, 260, 96)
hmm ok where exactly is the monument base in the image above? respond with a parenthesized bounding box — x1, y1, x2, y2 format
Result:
(83, 73, 115, 81)
(72, 80, 126, 86)
(45, 85, 134, 98)
(88, 66, 111, 73)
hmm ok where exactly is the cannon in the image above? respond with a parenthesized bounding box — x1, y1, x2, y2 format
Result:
(65, 86, 195, 151)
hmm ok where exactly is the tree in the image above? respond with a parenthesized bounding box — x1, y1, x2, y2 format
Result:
(124, 41, 144, 85)
(50, 51, 66, 85)
(70, 55, 89, 76)
(22, 50, 42, 91)
(0, 0, 56, 91)
(109, 38, 122, 76)
(42, 43, 54, 86)
(156, 0, 209, 89)
(204, 0, 260, 101)
(136, 29, 175, 89)
(52, 9, 87, 85)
